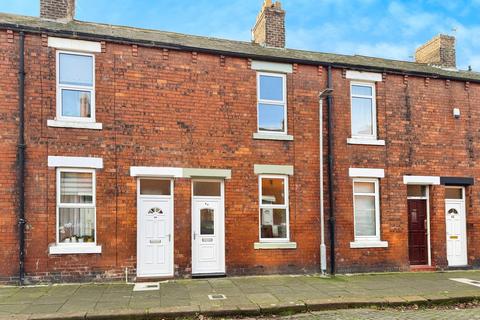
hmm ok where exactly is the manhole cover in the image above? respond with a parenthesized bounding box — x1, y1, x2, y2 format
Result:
(133, 282, 160, 292)
(208, 294, 227, 300)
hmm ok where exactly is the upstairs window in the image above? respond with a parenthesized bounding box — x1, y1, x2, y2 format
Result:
(57, 51, 95, 122)
(257, 72, 287, 134)
(351, 82, 376, 139)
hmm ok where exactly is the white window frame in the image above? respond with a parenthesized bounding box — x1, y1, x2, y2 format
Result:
(445, 186, 465, 200)
(138, 178, 173, 198)
(258, 175, 290, 243)
(350, 81, 377, 140)
(352, 178, 380, 242)
(192, 179, 223, 198)
(257, 72, 287, 135)
(55, 168, 97, 247)
(56, 50, 96, 123)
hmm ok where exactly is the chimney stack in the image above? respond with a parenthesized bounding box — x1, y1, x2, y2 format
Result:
(40, 0, 75, 22)
(252, 0, 285, 48)
(415, 34, 456, 69)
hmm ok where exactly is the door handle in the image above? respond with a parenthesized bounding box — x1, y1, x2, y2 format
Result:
(168, 234, 171, 242)
(193, 232, 197, 240)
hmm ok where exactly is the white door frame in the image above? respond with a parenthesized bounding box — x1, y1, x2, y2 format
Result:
(445, 186, 468, 267)
(136, 178, 174, 277)
(191, 179, 226, 275)
(407, 186, 431, 266)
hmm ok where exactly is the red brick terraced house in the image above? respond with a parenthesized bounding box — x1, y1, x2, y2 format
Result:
(1, 0, 480, 283)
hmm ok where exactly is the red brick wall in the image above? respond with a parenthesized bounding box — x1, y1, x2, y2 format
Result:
(0, 31, 324, 282)
(331, 70, 480, 272)
(1, 29, 480, 282)
(0, 30, 20, 281)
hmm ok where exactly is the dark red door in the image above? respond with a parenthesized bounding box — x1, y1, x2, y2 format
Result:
(408, 199, 428, 265)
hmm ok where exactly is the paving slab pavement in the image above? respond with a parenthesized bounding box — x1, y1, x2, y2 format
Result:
(0, 271, 479, 319)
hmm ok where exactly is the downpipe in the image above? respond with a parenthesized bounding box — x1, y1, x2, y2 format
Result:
(326, 65, 336, 275)
(319, 71, 334, 275)
(17, 31, 26, 286)
(319, 98, 326, 274)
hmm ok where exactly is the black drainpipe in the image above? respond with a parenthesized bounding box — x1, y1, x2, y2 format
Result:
(17, 31, 26, 285)
(326, 65, 336, 275)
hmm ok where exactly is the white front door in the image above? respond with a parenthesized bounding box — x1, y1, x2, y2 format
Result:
(445, 199, 467, 267)
(191, 181, 225, 275)
(137, 179, 173, 277)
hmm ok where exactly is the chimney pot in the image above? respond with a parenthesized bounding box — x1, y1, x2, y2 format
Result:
(415, 34, 456, 69)
(252, 0, 285, 48)
(40, 0, 75, 22)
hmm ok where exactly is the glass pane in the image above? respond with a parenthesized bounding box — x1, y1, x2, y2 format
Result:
(60, 172, 93, 203)
(407, 185, 426, 197)
(140, 179, 171, 195)
(261, 208, 287, 239)
(258, 103, 285, 132)
(354, 195, 376, 237)
(59, 53, 93, 86)
(259, 75, 283, 101)
(445, 188, 463, 199)
(352, 85, 372, 96)
(193, 181, 221, 197)
(200, 208, 214, 235)
(354, 181, 375, 193)
(62, 89, 91, 118)
(58, 208, 95, 243)
(261, 178, 285, 205)
(351, 97, 373, 136)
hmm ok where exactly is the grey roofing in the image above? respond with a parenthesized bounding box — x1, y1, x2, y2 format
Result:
(1, 12, 480, 82)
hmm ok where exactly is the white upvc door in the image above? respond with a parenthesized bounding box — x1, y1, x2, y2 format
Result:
(445, 200, 467, 267)
(137, 195, 173, 277)
(191, 184, 225, 275)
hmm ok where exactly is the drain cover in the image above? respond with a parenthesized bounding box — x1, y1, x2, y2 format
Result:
(133, 282, 160, 292)
(208, 294, 227, 300)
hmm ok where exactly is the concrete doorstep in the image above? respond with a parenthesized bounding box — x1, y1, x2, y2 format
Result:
(1, 271, 480, 320)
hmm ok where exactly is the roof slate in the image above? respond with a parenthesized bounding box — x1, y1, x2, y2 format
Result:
(1, 12, 480, 82)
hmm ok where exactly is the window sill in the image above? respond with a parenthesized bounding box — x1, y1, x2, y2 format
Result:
(49, 244, 102, 255)
(253, 133, 294, 141)
(47, 119, 103, 130)
(350, 241, 388, 249)
(347, 138, 385, 146)
(254, 242, 297, 250)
